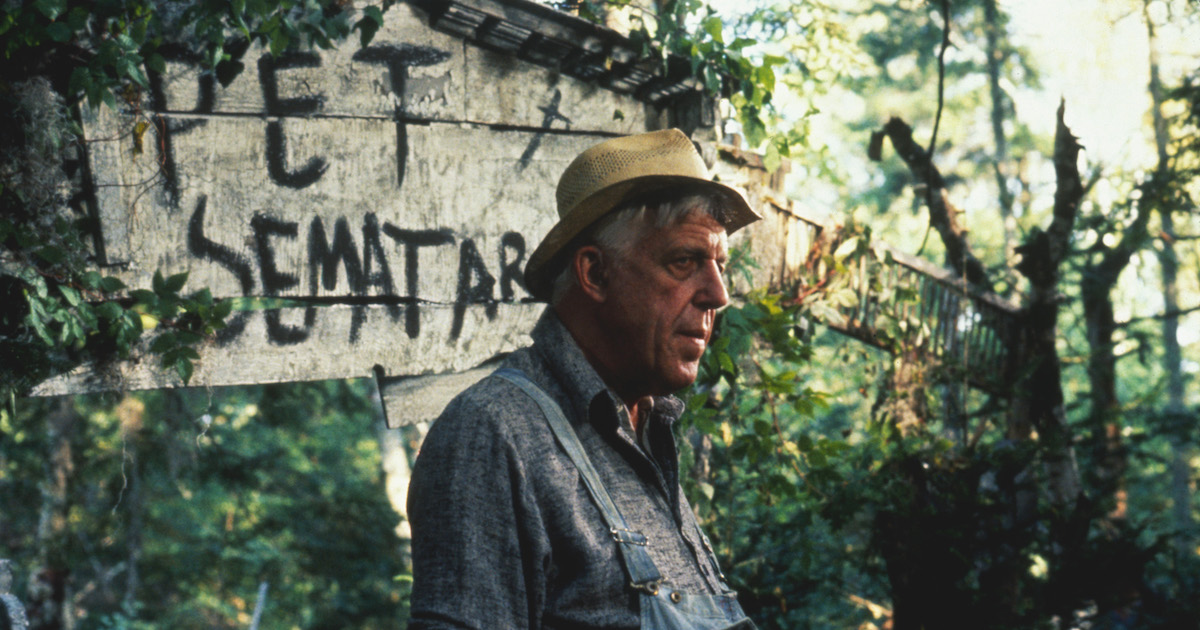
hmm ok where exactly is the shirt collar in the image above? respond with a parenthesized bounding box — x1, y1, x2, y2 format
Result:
(530, 308, 685, 434)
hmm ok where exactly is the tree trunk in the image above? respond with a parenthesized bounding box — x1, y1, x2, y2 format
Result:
(1011, 101, 1083, 516)
(983, 0, 1018, 283)
(1143, 0, 1194, 558)
(1081, 251, 1136, 518)
(373, 390, 415, 569)
(114, 396, 146, 610)
(27, 399, 77, 630)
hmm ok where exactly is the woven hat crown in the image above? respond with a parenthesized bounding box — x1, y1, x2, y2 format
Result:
(555, 129, 708, 218)
(523, 129, 759, 301)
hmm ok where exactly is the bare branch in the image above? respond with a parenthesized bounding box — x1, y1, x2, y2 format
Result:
(871, 117, 993, 292)
(1117, 303, 1200, 328)
(928, 0, 952, 156)
(1048, 99, 1084, 263)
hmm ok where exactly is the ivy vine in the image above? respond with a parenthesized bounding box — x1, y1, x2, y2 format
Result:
(0, 0, 394, 404)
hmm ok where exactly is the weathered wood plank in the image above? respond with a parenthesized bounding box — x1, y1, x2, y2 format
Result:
(145, 2, 646, 132)
(31, 302, 542, 395)
(90, 121, 598, 303)
(463, 45, 646, 134)
(378, 366, 496, 428)
(148, 3, 464, 120)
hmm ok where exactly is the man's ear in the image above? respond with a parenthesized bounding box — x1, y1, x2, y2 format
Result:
(573, 245, 608, 302)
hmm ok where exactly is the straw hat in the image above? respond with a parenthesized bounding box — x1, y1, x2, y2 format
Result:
(523, 128, 760, 301)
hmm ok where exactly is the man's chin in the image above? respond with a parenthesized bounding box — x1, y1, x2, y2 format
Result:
(662, 365, 701, 393)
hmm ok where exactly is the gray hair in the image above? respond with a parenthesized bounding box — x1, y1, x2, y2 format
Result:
(548, 193, 724, 306)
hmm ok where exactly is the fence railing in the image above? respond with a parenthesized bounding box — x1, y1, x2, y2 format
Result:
(792, 210, 1021, 394)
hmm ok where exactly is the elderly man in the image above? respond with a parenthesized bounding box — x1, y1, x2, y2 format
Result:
(407, 129, 760, 629)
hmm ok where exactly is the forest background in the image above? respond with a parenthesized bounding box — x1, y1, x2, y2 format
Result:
(1, 0, 1199, 628)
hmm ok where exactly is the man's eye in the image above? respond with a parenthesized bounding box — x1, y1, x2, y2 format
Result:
(669, 258, 697, 274)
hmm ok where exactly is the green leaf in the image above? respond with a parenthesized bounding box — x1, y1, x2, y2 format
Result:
(100, 276, 127, 293)
(175, 356, 194, 383)
(36, 245, 66, 264)
(26, 305, 55, 346)
(46, 21, 72, 42)
(761, 54, 787, 68)
(131, 289, 157, 305)
(165, 271, 188, 293)
(67, 6, 88, 30)
(189, 287, 213, 307)
(356, 16, 380, 47)
(212, 299, 234, 319)
(80, 271, 103, 290)
(67, 67, 89, 100)
(718, 352, 735, 375)
(729, 37, 756, 51)
(702, 16, 724, 44)
(96, 302, 123, 320)
(101, 87, 117, 111)
(146, 52, 166, 74)
(149, 332, 177, 354)
(59, 285, 81, 307)
(176, 331, 203, 346)
(34, 0, 66, 20)
(76, 302, 97, 328)
(833, 237, 859, 262)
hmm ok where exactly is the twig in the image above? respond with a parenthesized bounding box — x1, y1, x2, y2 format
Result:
(927, 0, 952, 157)
(1116, 303, 1200, 328)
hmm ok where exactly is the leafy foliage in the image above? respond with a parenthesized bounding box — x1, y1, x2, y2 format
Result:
(680, 238, 1200, 628)
(0, 0, 394, 401)
(0, 380, 408, 629)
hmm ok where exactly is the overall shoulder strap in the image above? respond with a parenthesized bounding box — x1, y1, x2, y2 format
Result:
(493, 367, 664, 593)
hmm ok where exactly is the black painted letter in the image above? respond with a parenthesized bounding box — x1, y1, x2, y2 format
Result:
(381, 224, 455, 338)
(187, 195, 251, 344)
(251, 213, 313, 344)
(259, 52, 327, 189)
(499, 232, 526, 302)
(452, 238, 497, 340)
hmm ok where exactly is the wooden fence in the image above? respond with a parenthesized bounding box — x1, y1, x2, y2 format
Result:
(793, 211, 1021, 394)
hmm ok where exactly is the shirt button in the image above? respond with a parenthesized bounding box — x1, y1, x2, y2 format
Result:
(670, 591, 683, 604)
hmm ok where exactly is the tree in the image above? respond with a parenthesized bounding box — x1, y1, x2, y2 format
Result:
(675, 0, 1200, 627)
(2, 381, 409, 629)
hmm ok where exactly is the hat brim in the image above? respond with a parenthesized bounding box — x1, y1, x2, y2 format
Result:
(523, 174, 760, 301)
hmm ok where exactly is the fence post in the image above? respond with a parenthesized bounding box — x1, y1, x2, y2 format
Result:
(0, 559, 29, 630)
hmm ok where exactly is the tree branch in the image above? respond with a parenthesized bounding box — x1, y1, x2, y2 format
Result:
(928, 0, 952, 156)
(870, 117, 993, 292)
(1117, 303, 1200, 328)
(1048, 99, 1084, 264)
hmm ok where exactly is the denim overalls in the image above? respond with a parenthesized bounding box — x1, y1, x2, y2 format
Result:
(496, 369, 758, 630)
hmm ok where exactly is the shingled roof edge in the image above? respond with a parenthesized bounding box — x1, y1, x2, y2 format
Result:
(405, 0, 701, 105)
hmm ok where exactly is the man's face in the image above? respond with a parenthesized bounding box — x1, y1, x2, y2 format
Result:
(596, 211, 729, 398)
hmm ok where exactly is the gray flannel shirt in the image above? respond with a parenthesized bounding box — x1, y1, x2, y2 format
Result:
(407, 308, 731, 629)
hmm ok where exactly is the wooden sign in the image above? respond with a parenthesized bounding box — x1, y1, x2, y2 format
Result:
(35, 2, 652, 396)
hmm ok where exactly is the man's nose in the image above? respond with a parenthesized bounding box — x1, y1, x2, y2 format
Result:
(695, 259, 729, 310)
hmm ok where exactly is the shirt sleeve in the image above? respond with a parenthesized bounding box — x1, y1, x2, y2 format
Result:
(406, 387, 549, 629)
